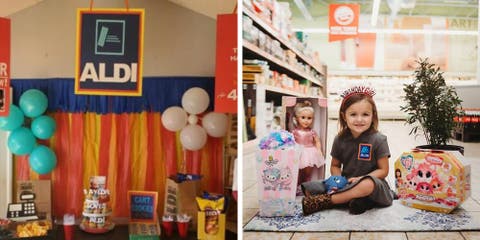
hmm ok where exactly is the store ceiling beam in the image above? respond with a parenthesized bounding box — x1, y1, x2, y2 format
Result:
(294, 0, 314, 21)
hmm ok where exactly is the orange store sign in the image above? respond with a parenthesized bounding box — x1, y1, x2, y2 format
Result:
(0, 17, 10, 116)
(214, 14, 237, 113)
(328, 4, 359, 42)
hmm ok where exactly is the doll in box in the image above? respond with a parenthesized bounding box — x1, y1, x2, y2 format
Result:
(291, 100, 325, 195)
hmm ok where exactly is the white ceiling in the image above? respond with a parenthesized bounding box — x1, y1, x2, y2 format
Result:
(0, 0, 44, 17)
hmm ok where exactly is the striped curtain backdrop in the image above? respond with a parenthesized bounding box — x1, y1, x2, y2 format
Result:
(11, 78, 224, 218)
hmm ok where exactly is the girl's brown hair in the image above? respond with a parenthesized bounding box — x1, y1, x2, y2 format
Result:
(338, 94, 379, 136)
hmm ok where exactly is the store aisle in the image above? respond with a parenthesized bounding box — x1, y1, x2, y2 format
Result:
(243, 119, 480, 240)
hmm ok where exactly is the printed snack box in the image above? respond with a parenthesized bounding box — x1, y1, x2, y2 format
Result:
(197, 212, 225, 240)
(395, 149, 471, 213)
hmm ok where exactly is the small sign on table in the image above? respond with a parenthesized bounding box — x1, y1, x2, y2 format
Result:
(128, 191, 160, 240)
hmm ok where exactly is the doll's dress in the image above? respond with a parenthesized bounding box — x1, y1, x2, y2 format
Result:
(292, 128, 325, 169)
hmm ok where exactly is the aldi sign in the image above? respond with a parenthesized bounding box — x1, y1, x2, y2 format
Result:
(75, 9, 144, 96)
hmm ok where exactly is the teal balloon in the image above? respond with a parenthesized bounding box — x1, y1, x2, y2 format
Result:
(31, 115, 56, 139)
(0, 105, 24, 131)
(7, 127, 36, 155)
(19, 89, 48, 118)
(29, 145, 57, 175)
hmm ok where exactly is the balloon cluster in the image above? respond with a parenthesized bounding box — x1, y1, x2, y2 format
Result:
(0, 89, 57, 174)
(161, 87, 228, 151)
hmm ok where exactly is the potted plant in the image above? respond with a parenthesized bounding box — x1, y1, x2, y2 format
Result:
(400, 58, 464, 154)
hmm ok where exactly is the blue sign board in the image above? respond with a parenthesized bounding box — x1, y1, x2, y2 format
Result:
(128, 191, 158, 223)
(75, 9, 144, 96)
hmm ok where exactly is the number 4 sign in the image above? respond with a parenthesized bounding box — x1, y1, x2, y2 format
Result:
(214, 14, 237, 113)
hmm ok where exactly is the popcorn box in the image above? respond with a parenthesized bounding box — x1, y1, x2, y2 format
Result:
(256, 133, 300, 217)
(394, 149, 471, 213)
(197, 212, 225, 240)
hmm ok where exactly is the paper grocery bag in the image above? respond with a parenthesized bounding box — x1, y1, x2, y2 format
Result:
(163, 178, 201, 229)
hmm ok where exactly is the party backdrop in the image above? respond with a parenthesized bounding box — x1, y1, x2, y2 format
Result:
(10, 77, 224, 218)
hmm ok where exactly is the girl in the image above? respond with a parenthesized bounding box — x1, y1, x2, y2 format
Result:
(302, 86, 394, 215)
(291, 100, 325, 195)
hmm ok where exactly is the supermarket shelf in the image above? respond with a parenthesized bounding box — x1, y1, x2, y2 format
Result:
(261, 84, 310, 98)
(243, 41, 324, 87)
(243, 8, 326, 76)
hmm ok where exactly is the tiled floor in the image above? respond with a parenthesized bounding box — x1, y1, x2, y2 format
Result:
(243, 120, 480, 239)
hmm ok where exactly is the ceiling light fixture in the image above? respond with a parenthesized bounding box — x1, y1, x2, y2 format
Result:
(294, 0, 313, 21)
(371, 0, 381, 26)
(293, 27, 478, 36)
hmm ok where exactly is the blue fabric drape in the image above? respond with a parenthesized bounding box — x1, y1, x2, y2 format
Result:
(10, 77, 214, 114)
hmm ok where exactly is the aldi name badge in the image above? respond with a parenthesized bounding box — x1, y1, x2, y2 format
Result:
(75, 9, 144, 96)
(358, 143, 372, 161)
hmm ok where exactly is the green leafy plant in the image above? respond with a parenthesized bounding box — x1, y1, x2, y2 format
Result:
(400, 58, 463, 146)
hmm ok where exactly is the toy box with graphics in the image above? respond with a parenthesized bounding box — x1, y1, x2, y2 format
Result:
(282, 96, 328, 179)
(395, 149, 471, 213)
(256, 142, 300, 217)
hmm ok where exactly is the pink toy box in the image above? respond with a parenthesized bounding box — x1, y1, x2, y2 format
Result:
(395, 149, 471, 213)
(282, 96, 328, 179)
(256, 130, 299, 217)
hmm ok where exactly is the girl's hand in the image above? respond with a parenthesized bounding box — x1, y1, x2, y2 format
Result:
(348, 176, 362, 183)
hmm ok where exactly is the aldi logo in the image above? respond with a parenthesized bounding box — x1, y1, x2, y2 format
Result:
(75, 9, 144, 96)
(358, 143, 372, 161)
(95, 20, 125, 55)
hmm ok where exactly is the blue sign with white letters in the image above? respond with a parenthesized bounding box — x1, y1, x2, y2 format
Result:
(75, 9, 144, 96)
(128, 191, 158, 223)
(358, 143, 372, 161)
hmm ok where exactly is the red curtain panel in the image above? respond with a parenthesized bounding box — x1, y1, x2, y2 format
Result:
(14, 111, 224, 218)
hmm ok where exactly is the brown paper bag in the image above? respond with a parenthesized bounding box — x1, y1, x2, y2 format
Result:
(16, 180, 52, 219)
(163, 178, 201, 229)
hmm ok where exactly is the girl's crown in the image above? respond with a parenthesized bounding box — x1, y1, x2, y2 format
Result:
(340, 86, 376, 100)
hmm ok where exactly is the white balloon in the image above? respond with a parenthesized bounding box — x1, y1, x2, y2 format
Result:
(180, 124, 207, 151)
(202, 112, 228, 137)
(181, 87, 210, 114)
(161, 106, 187, 131)
(188, 114, 198, 125)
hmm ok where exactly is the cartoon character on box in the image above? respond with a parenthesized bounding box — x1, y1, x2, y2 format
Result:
(406, 162, 443, 194)
(279, 167, 293, 191)
(395, 151, 470, 213)
(262, 167, 280, 191)
(395, 169, 403, 189)
(261, 163, 294, 191)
